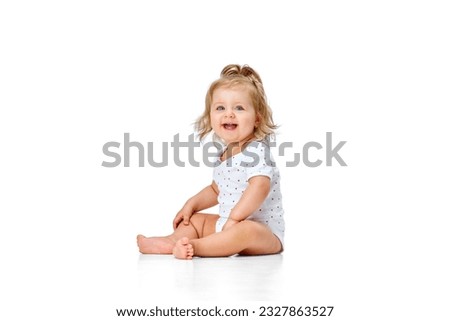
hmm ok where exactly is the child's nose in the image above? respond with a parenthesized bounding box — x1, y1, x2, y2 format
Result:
(225, 108, 235, 117)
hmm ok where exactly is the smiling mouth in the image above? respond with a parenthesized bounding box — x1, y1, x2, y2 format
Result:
(222, 123, 238, 130)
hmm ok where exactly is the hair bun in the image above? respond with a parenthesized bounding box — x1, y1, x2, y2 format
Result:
(220, 64, 241, 77)
(220, 64, 263, 85)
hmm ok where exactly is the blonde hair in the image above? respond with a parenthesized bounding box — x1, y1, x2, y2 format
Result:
(195, 64, 277, 141)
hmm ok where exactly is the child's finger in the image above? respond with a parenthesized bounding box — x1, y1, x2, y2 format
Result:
(173, 215, 182, 229)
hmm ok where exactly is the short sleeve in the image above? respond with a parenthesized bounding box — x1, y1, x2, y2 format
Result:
(242, 141, 274, 181)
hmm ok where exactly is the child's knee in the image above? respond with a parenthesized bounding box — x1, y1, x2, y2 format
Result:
(187, 214, 207, 237)
(189, 213, 204, 225)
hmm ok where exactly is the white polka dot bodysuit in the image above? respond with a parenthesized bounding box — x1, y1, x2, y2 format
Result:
(213, 140, 285, 247)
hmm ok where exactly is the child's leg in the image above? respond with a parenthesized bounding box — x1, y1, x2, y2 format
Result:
(137, 213, 219, 254)
(173, 220, 282, 259)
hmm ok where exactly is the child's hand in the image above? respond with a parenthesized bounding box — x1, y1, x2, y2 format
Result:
(173, 207, 194, 230)
(222, 218, 239, 231)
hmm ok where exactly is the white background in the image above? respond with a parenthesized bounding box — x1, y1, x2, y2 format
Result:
(1, 1, 449, 320)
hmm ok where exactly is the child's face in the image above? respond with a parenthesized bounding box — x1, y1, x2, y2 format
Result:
(210, 86, 259, 145)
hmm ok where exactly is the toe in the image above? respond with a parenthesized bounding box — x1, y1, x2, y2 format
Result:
(136, 235, 145, 245)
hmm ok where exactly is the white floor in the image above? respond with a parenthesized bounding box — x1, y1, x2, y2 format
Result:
(137, 253, 286, 301)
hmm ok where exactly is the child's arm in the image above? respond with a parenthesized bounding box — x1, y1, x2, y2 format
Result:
(173, 181, 219, 229)
(223, 176, 270, 230)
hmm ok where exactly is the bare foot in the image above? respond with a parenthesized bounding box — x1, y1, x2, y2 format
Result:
(137, 234, 175, 254)
(173, 237, 194, 260)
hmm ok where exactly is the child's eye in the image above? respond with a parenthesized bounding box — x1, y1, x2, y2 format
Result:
(216, 105, 225, 111)
(235, 105, 244, 111)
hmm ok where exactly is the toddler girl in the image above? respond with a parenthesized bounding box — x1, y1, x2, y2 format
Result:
(137, 64, 285, 259)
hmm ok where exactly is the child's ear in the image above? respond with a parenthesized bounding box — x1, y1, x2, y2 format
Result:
(255, 114, 261, 128)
